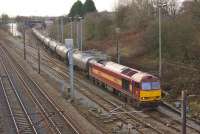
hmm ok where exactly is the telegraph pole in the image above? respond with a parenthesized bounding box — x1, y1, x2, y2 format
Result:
(61, 16, 64, 43)
(181, 90, 187, 134)
(38, 42, 41, 74)
(115, 27, 120, 64)
(11, 22, 14, 35)
(158, 4, 162, 78)
(158, 2, 167, 78)
(57, 18, 60, 41)
(76, 19, 79, 49)
(23, 23, 26, 60)
(80, 17, 83, 51)
(70, 17, 73, 39)
(65, 39, 74, 100)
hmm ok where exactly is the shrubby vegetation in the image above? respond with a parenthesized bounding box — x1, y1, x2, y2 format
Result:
(48, 0, 200, 100)
(83, 0, 200, 98)
(0, 14, 9, 31)
(1, 14, 9, 24)
(85, 12, 113, 40)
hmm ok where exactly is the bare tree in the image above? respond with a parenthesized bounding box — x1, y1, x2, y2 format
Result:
(167, 0, 179, 16)
(1, 14, 9, 24)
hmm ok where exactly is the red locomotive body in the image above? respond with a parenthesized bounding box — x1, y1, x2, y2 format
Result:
(89, 61, 161, 108)
(89, 62, 139, 99)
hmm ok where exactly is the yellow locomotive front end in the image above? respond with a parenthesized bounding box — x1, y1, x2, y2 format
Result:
(137, 81, 161, 108)
(139, 81, 161, 102)
(132, 73, 162, 108)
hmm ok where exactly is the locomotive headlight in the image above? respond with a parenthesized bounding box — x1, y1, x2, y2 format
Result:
(156, 96, 160, 99)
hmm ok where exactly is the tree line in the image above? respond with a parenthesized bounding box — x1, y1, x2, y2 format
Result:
(69, 0, 97, 18)
(0, 14, 9, 24)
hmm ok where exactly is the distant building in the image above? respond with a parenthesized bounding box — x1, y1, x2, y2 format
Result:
(25, 20, 43, 28)
(44, 19, 54, 27)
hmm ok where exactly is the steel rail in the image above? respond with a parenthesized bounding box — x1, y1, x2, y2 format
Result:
(23, 45, 164, 133)
(41, 55, 200, 134)
(160, 102, 200, 133)
(0, 58, 38, 134)
(1, 47, 62, 134)
(31, 28, 200, 133)
(6, 35, 200, 133)
(0, 77, 20, 133)
(1, 47, 57, 134)
(1, 45, 82, 134)
(35, 52, 164, 134)
(10, 40, 200, 133)
(44, 52, 200, 133)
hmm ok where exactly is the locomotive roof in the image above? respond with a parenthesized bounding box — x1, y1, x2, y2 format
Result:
(102, 61, 158, 82)
(74, 50, 107, 61)
(103, 61, 129, 73)
(131, 72, 157, 82)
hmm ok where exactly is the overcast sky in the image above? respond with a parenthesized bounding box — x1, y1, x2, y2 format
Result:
(0, 0, 185, 17)
(0, 0, 116, 17)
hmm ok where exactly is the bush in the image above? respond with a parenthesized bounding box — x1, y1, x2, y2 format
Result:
(85, 12, 113, 40)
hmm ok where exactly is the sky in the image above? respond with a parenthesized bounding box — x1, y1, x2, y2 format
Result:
(0, 0, 186, 17)
(0, 0, 116, 17)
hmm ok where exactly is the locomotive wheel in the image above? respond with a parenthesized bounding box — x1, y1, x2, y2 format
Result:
(113, 89, 116, 94)
(102, 83, 106, 89)
(132, 99, 141, 109)
(124, 96, 128, 103)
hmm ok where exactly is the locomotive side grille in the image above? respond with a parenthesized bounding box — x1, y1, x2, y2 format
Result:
(121, 68, 137, 77)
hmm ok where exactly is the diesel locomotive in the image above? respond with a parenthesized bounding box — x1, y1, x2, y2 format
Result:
(32, 28, 161, 108)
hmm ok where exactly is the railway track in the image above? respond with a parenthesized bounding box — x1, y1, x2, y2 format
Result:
(159, 102, 200, 133)
(30, 58, 162, 133)
(35, 49, 200, 134)
(5, 38, 200, 133)
(29, 50, 176, 134)
(0, 46, 82, 134)
(0, 53, 37, 134)
(35, 47, 200, 133)
(4, 37, 165, 133)
(0, 45, 57, 134)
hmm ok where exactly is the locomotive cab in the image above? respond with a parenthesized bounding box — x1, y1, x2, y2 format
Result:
(139, 81, 161, 102)
(131, 74, 161, 108)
